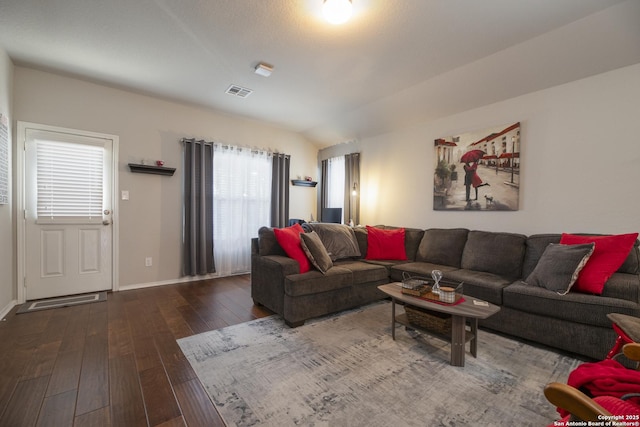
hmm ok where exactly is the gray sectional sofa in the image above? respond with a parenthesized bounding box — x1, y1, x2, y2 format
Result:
(251, 224, 640, 360)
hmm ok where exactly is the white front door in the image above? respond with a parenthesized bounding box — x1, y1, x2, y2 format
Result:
(23, 125, 115, 300)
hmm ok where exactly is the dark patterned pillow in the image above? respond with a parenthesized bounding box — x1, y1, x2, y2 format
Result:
(300, 231, 333, 273)
(524, 243, 595, 294)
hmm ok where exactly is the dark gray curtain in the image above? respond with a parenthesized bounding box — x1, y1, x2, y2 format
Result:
(344, 153, 360, 225)
(319, 159, 329, 221)
(182, 139, 215, 276)
(270, 153, 290, 228)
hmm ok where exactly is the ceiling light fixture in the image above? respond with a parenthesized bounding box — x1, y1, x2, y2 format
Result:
(254, 62, 273, 77)
(323, 0, 353, 25)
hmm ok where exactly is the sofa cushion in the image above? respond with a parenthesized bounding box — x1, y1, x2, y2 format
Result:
(300, 231, 333, 273)
(444, 269, 512, 305)
(333, 260, 389, 285)
(353, 227, 368, 258)
(560, 233, 639, 295)
(273, 224, 310, 273)
(258, 226, 287, 257)
(461, 230, 526, 279)
(389, 262, 459, 283)
(416, 228, 469, 268)
(522, 234, 561, 279)
(303, 223, 361, 261)
(365, 226, 407, 260)
(600, 272, 640, 302)
(620, 239, 640, 275)
(524, 243, 595, 295)
(504, 281, 640, 328)
(364, 259, 414, 273)
(284, 267, 353, 297)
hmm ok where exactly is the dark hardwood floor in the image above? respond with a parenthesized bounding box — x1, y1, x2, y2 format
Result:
(0, 274, 272, 426)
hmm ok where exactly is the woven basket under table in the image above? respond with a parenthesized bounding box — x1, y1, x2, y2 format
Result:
(404, 306, 452, 335)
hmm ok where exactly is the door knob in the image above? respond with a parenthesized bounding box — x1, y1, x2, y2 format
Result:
(104, 209, 111, 215)
(103, 220, 111, 225)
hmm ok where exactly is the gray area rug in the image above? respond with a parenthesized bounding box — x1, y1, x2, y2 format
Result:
(177, 301, 581, 426)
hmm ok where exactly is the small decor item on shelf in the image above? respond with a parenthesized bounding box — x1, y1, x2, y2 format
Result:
(156, 160, 164, 166)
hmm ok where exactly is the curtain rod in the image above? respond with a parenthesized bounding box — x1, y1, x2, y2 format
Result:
(181, 137, 213, 146)
(181, 137, 287, 157)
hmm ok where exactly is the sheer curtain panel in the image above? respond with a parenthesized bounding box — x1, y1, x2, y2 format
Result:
(183, 139, 215, 276)
(213, 144, 272, 276)
(320, 155, 345, 223)
(319, 153, 360, 224)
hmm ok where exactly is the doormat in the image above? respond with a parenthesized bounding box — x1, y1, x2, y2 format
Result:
(16, 291, 107, 314)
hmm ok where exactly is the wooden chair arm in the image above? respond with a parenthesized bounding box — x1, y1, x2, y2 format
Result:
(623, 343, 640, 363)
(544, 382, 612, 421)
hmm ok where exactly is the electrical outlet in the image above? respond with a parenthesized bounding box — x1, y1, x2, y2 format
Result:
(145, 257, 152, 267)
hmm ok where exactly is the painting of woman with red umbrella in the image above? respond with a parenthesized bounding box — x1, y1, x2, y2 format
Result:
(433, 122, 520, 211)
(461, 149, 489, 202)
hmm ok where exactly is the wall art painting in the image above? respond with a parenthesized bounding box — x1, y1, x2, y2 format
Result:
(433, 122, 520, 211)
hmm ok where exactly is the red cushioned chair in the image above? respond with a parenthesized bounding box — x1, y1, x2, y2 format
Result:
(607, 313, 640, 359)
(545, 343, 640, 426)
(544, 382, 640, 426)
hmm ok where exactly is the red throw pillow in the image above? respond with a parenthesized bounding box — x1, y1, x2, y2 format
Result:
(273, 223, 310, 273)
(365, 226, 407, 260)
(559, 233, 638, 294)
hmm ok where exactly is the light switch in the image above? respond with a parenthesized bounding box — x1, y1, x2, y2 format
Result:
(121, 190, 129, 200)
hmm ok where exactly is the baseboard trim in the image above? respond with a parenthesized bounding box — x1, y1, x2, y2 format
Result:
(0, 300, 18, 320)
(118, 272, 241, 291)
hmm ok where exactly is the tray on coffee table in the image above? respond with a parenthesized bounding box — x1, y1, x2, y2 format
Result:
(401, 276, 463, 304)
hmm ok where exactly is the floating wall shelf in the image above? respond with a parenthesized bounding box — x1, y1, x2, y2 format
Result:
(291, 179, 317, 187)
(128, 163, 176, 176)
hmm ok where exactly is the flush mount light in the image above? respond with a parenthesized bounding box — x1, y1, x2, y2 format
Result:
(254, 62, 273, 77)
(323, 0, 353, 25)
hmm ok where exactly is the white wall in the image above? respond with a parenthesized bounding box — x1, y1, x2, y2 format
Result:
(13, 67, 318, 287)
(328, 63, 640, 235)
(10, 60, 640, 295)
(0, 49, 13, 315)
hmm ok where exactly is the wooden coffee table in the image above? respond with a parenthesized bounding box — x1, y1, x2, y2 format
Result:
(378, 282, 500, 367)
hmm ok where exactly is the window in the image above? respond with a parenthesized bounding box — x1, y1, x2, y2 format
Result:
(326, 155, 345, 223)
(213, 145, 271, 275)
(36, 139, 104, 221)
(320, 152, 360, 225)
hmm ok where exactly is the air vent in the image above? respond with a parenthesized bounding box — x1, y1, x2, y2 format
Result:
(225, 84, 253, 98)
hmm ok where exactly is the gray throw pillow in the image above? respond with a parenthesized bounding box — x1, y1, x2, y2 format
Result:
(524, 243, 595, 295)
(300, 231, 333, 273)
(303, 223, 361, 261)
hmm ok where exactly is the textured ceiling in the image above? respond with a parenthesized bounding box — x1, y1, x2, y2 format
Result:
(1, 0, 639, 147)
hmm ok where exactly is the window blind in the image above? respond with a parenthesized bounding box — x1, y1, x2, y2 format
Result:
(36, 139, 104, 219)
